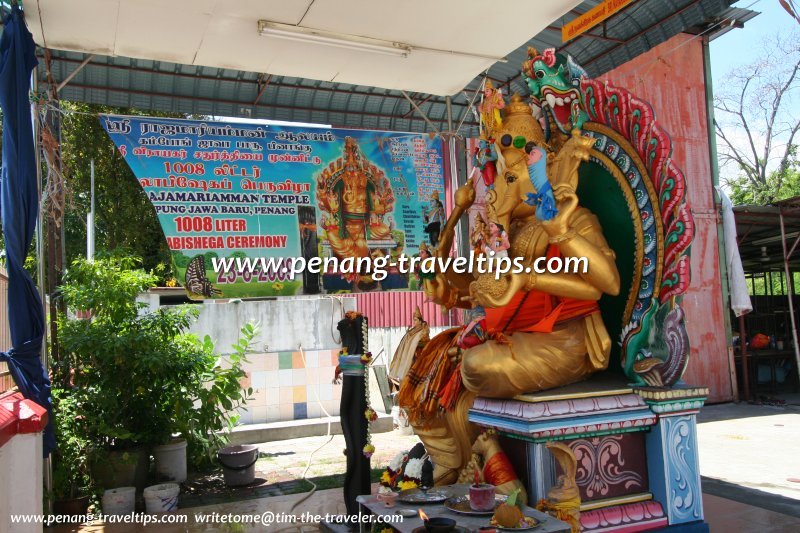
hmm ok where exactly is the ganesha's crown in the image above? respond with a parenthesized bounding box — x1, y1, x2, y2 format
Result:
(499, 94, 545, 147)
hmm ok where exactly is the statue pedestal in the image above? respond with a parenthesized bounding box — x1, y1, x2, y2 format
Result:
(468, 377, 709, 532)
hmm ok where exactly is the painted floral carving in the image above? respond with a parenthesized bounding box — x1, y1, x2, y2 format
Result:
(571, 436, 644, 498)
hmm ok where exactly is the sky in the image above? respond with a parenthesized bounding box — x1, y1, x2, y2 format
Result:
(710, 0, 797, 79)
(709, 0, 799, 185)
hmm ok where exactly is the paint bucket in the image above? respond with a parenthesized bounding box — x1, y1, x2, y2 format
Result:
(153, 439, 187, 482)
(143, 483, 179, 513)
(217, 444, 259, 486)
(102, 487, 136, 515)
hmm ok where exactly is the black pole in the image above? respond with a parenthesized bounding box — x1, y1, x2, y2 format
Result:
(337, 314, 371, 516)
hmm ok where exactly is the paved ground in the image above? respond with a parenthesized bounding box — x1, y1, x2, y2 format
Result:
(51, 398, 800, 531)
(179, 429, 421, 508)
(696, 395, 800, 517)
(184, 398, 800, 512)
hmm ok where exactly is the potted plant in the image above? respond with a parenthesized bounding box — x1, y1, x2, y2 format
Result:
(151, 321, 257, 481)
(57, 255, 159, 491)
(57, 255, 255, 490)
(166, 322, 257, 473)
(50, 389, 93, 516)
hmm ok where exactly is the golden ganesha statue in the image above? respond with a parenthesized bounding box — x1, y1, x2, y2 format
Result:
(395, 51, 696, 530)
(398, 93, 620, 485)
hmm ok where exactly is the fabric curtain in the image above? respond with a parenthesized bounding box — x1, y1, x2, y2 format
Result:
(717, 187, 753, 318)
(0, 5, 54, 456)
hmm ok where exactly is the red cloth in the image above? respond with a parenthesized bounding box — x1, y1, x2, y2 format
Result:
(484, 245, 599, 334)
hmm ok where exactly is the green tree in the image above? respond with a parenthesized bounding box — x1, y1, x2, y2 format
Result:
(61, 102, 179, 277)
(172, 251, 192, 268)
(715, 30, 800, 205)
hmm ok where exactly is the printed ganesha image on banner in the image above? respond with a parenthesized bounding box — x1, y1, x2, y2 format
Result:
(100, 116, 446, 299)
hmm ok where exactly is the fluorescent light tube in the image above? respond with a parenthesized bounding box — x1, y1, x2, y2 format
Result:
(258, 21, 411, 58)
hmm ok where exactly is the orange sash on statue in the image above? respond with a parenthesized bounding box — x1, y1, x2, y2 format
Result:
(484, 245, 599, 334)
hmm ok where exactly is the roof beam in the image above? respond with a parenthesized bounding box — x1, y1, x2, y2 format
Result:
(402, 93, 434, 119)
(545, 25, 625, 44)
(253, 74, 272, 105)
(58, 81, 479, 130)
(580, 0, 704, 68)
(42, 54, 476, 111)
(401, 90, 440, 133)
(56, 54, 95, 93)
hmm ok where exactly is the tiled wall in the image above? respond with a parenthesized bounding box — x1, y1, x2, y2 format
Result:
(235, 349, 343, 425)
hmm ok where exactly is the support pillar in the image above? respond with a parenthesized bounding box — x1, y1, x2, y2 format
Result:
(639, 387, 709, 529)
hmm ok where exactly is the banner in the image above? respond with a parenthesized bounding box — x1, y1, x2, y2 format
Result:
(101, 115, 446, 298)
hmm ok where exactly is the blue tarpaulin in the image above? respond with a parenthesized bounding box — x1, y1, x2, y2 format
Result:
(0, 5, 54, 456)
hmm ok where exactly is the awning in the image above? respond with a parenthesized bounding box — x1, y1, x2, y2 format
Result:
(25, 0, 754, 135)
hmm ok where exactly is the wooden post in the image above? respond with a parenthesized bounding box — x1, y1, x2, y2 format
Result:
(738, 314, 750, 402)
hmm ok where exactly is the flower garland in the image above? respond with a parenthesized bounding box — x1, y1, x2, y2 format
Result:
(378, 448, 433, 492)
(362, 353, 375, 458)
(361, 322, 375, 458)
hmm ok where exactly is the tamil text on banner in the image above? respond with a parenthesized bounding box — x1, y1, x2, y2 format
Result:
(101, 115, 446, 298)
(561, 0, 635, 42)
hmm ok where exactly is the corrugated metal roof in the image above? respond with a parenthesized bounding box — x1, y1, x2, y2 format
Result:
(36, 0, 752, 136)
(354, 291, 460, 328)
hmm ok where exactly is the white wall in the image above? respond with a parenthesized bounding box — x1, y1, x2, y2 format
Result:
(140, 294, 357, 352)
(368, 325, 451, 368)
(138, 293, 450, 424)
(0, 433, 43, 533)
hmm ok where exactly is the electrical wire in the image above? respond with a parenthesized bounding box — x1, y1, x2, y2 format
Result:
(272, 296, 345, 531)
(265, 344, 336, 533)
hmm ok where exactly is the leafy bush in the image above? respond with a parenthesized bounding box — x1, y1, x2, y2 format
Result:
(51, 389, 92, 499)
(57, 256, 254, 472)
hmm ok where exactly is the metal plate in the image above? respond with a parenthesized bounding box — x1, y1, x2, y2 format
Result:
(398, 487, 451, 504)
(443, 494, 508, 515)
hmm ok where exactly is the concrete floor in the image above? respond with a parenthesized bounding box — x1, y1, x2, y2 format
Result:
(696, 397, 800, 519)
(50, 399, 800, 531)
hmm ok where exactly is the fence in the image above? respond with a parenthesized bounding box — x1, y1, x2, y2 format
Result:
(0, 267, 13, 393)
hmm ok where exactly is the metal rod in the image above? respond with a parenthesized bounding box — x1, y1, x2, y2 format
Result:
(544, 25, 625, 44)
(779, 209, 800, 387)
(403, 94, 433, 119)
(788, 233, 800, 260)
(33, 74, 53, 515)
(45, 55, 480, 110)
(579, 0, 703, 67)
(456, 78, 486, 135)
(55, 54, 94, 93)
(87, 159, 95, 260)
(446, 96, 453, 134)
(400, 90, 439, 133)
(253, 73, 272, 105)
(703, 35, 738, 401)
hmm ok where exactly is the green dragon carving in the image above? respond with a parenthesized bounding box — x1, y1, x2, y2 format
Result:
(521, 47, 589, 137)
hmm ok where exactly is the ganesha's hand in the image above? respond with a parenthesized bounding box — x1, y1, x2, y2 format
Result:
(466, 272, 528, 308)
(424, 274, 462, 309)
(541, 186, 578, 238)
(454, 177, 477, 210)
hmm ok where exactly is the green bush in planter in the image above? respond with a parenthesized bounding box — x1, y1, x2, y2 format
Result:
(172, 321, 258, 468)
(50, 388, 93, 502)
(57, 256, 254, 478)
